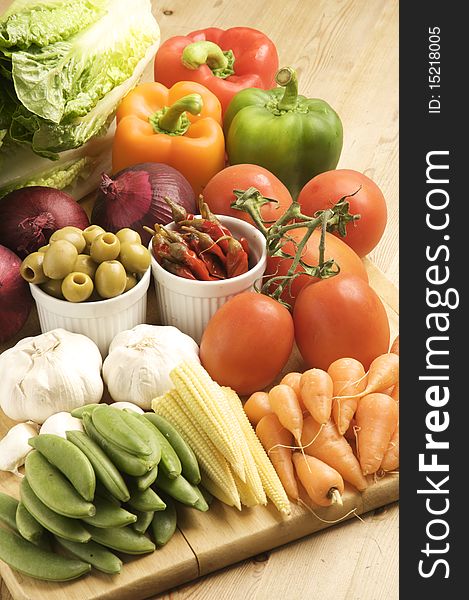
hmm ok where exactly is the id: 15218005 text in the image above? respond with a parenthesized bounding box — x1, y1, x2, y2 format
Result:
(428, 26, 441, 114)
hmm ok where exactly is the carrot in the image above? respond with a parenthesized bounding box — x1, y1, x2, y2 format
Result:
(268, 384, 304, 444)
(328, 358, 366, 435)
(280, 372, 305, 410)
(355, 393, 399, 476)
(390, 334, 399, 355)
(244, 391, 272, 427)
(301, 417, 368, 491)
(391, 380, 399, 402)
(381, 422, 399, 472)
(256, 414, 299, 500)
(335, 352, 399, 401)
(293, 453, 344, 507)
(300, 369, 333, 425)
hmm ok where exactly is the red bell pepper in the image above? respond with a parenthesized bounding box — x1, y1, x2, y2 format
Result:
(154, 27, 279, 114)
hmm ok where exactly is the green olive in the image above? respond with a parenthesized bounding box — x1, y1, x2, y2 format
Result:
(95, 261, 127, 298)
(61, 272, 94, 303)
(20, 252, 48, 284)
(40, 278, 64, 299)
(90, 233, 121, 263)
(119, 243, 151, 274)
(38, 244, 50, 253)
(73, 254, 97, 279)
(124, 272, 138, 293)
(83, 225, 105, 246)
(50, 227, 86, 253)
(42, 240, 78, 280)
(116, 228, 142, 245)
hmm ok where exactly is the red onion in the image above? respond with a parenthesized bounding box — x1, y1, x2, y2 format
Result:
(91, 163, 196, 245)
(0, 187, 90, 258)
(0, 245, 33, 343)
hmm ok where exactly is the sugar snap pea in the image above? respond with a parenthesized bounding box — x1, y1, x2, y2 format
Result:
(0, 528, 91, 581)
(20, 478, 91, 543)
(133, 463, 159, 492)
(119, 409, 162, 466)
(144, 413, 201, 484)
(25, 450, 95, 519)
(190, 484, 210, 512)
(132, 509, 154, 534)
(29, 434, 96, 502)
(66, 430, 130, 503)
(92, 405, 151, 456)
(0, 491, 19, 532)
(71, 403, 100, 418)
(83, 413, 154, 476)
(150, 496, 177, 547)
(82, 495, 137, 529)
(127, 484, 166, 512)
(55, 537, 122, 575)
(133, 412, 181, 479)
(16, 502, 47, 545)
(155, 471, 199, 507)
(86, 523, 155, 555)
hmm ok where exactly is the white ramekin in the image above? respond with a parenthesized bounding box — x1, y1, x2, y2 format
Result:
(30, 267, 151, 357)
(150, 215, 267, 343)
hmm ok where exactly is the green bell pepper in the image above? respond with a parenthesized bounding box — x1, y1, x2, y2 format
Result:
(224, 67, 343, 199)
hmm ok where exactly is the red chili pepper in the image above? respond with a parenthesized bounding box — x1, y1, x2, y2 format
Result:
(161, 258, 197, 280)
(168, 242, 213, 281)
(152, 233, 171, 263)
(226, 237, 249, 278)
(164, 196, 196, 223)
(182, 226, 227, 265)
(239, 236, 250, 255)
(180, 218, 233, 253)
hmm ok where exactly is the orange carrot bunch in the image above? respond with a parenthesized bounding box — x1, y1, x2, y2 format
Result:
(243, 342, 400, 508)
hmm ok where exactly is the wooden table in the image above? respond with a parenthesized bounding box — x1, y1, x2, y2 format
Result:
(0, 0, 399, 598)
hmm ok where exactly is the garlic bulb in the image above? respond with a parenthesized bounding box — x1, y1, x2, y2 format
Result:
(0, 329, 103, 424)
(40, 412, 84, 438)
(103, 324, 200, 409)
(0, 422, 39, 475)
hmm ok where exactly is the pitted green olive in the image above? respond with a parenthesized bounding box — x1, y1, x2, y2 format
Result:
(83, 225, 105, 246)
(90, 233, 121, 263)
(124, 273, 138, 292)
(43, 240, 78, 280)
(38, 244, 50, 253)
(95, 261, 126, 298)
(20, 252, 48, 284)
(61, 272, 94, 303)
(50, 227, 86, 253)
(119, 243, 151, 274)
(40, 278, 64, 299)
(73, 254, 97, 279)
(116, 228, 142, 245)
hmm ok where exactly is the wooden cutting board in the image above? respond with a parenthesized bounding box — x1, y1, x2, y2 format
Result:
(0, 259, 399, 600)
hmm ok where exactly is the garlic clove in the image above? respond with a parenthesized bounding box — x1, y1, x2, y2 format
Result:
(110, 402, 145, 414)
(39, 412, 84, 438)
(0, 422, 40, 476)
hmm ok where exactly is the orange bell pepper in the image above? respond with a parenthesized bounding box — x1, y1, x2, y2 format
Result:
(113, 81, 225, 196)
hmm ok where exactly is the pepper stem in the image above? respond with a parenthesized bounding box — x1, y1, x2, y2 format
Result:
(182, 41, 235, 78)
(150, 94, 203, 136)
(276, 67, 299, 111)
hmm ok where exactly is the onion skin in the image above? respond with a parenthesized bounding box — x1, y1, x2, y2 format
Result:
(0, 187, 90, 259)
(91, 163, 196, 245)
(0, 245, 33, 343)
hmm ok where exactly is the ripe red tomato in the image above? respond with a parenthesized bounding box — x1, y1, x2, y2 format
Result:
(297, 169, 388, 257)
(265, 228, 368, 308)
(200, 291, 294, 395)
(293, 274, 390, 370)
(201, 164, 293, 226)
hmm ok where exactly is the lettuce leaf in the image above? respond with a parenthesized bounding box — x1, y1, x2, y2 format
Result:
(0, 0, 107, 49)
(10, 0, 160, 123)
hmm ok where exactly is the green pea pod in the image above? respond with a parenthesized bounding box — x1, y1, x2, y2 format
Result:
(16, 502, 46, 545)
(119, 409, 162, 466)
(55, 537, 122, 575)
(20, 478, 91, 544)
(25, 451, 95, 519)
(189, 484, 210, 512)
(82, 495, 137, 529)
(71, 403, 100, 418)
(92, 405, 152, 456)
(86, 523, 156, 555)
(132, 509, 154, 534)
(127, 485, 166, 512)
(150, 496, 177, 547)
(154, 471, 199, 507)
(0, 491, 19, 532)
(199, 485, 214, 506)
(0, 528, 91, 582)
(133, 464, 159, 492)
(134, 412, 181, 478)
(83, 413, 154, 476)
(144, 413, 201, 484)
(29, 434, 96, 502)
(66, 430, 130, 503)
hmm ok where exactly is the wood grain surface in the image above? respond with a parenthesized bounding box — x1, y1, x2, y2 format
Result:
(0, 0, 399, 598)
